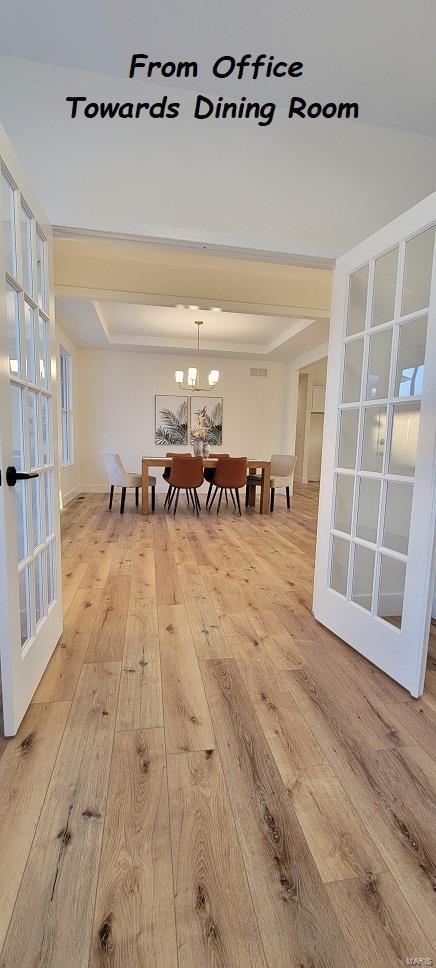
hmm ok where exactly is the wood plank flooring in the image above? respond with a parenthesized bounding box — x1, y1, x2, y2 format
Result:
(1, 483, 436, 967)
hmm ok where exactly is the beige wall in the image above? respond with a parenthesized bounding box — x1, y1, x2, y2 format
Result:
(55, 324, 81, 505)
(73, 348, 292, 491)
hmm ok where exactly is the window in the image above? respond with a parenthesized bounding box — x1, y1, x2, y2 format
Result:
(59, 346, 73, 464)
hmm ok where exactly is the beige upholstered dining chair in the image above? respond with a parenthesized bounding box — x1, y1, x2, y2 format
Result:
(246, 454, 297, 512)
(103, 453, 156, 514)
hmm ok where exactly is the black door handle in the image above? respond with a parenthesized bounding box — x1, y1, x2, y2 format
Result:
(6, 466, 40, 486)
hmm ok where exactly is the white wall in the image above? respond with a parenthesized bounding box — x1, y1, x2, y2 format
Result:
(76, 349, 290, 490)
(55, 324, 81, 505)
(308, 412, 324, 482)
(295, 358, 327, 483)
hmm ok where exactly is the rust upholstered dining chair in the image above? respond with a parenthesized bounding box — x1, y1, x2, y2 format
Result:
(204, 453, 230, 509)
(208, 457, 248, 515)
(168, 456, 204, 516)
(163, 452, 192, 509)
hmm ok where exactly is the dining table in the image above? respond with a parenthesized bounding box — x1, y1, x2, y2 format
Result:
(141, 456, 271, 515)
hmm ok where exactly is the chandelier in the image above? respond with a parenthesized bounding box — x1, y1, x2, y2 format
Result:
(175, 320, 220, 391)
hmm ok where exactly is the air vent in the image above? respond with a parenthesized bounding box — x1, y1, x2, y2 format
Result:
(250, 367, 268, 377)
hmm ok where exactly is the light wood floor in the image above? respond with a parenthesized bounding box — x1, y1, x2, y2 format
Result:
(1, 484, 436, 968)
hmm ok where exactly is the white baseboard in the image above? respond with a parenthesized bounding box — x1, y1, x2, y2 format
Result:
(62, 484, 82, 505)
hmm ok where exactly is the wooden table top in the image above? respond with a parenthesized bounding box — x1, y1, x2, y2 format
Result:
(142, 457, 271, 467)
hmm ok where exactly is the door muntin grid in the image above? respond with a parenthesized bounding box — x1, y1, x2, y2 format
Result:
(329, 227, 436, 630)
(1, 163, 56, 650)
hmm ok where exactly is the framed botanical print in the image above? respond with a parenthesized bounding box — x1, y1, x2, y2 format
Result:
(155, 395, 188, 445)
(190, 396, 223, 444)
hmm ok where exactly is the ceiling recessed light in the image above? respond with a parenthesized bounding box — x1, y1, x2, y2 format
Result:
(175, 303, 185, 309)
(210, 306, 222, 312)
(188, 304, 199, 311)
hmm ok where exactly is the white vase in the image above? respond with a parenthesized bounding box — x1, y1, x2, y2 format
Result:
(192, 438, 203, 456)
(202, 441, 210, 458)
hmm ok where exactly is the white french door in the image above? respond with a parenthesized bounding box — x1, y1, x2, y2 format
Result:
(314, 192, 436, 697)
(0, 125, 62, 735)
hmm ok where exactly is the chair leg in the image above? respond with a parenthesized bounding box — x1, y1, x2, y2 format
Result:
(209, 486, 218, 511)
(135, 486, 139, 507)
(173, 489, 180, 516)
(206, 482, 213, 509)
(245, 483, 249, 507)
(109, 484, 114, 510)
(235, 489, 242, 516)
(217, 489, 223, 515)
(120, 487, 126, 514)
(286, 486, 291, 509)
(230, 489, 236, 509)
(270, 488, 275, 512)
(194, 490, 200, 516)
(168, 487, 176, 511)
(164, 485, 172, 509)
(186, 489, 191, 507)
(152, 486, 156, 513)
(225, 489, 228, 505)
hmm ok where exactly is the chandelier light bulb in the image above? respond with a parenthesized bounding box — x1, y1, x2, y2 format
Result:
(175, 370, 184, 384)
(188, 367, 198, 386)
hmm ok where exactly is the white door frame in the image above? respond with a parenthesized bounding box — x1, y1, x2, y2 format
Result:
(314, 191, 436, 697)
(0, 123, 63, 734)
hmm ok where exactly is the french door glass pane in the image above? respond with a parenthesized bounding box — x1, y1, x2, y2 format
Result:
(28, 390, 39, 468)
(342, 339, 364, 403)
(402, 227, 435, 317)
(383, 481, 413, 554)
(395, 316, 427, 398)
(34, 552, 44, 626)
(41, 394, 50, 464)
(7, 284, 21, 377)
(36, 230, 47, 309)
(14, 481, 27, 561)
(333, 474, 354, 534)
(366, 329, 392, 400)
(11, 384, 25, 469)
(347, 265, 368, 336)
(44, 470, 53, 537)
(377, 555, 406, 628)
(24, 301, 37, 384)
(361, 406, 387, 472)
(15, 480, 27, 563)
(39, 315, 48, 387)
(351, 544, 375, 611)
(20, 205, 33, 294)
(47, 540, 55, 605)
(356, 477, 381, 543)
(330, 535, 349, 596)
(337, 409, 359, 469)
(389, 402, 420, 477)
(19, 566, 30, 647)
(31, 476, 42, 548)
(371, 247, 398, 326)
(2, 170, 16, 277)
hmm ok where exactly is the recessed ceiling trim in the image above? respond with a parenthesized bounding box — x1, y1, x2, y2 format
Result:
(56, 285, 330, 320)
(53, 225, 335, 270)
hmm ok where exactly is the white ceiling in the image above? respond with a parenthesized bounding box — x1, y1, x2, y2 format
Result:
(2, 0, 436, 136)
(54, 236, 331, 364)
(56, 295, 329, 364)
(1, 0, 435, 260)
